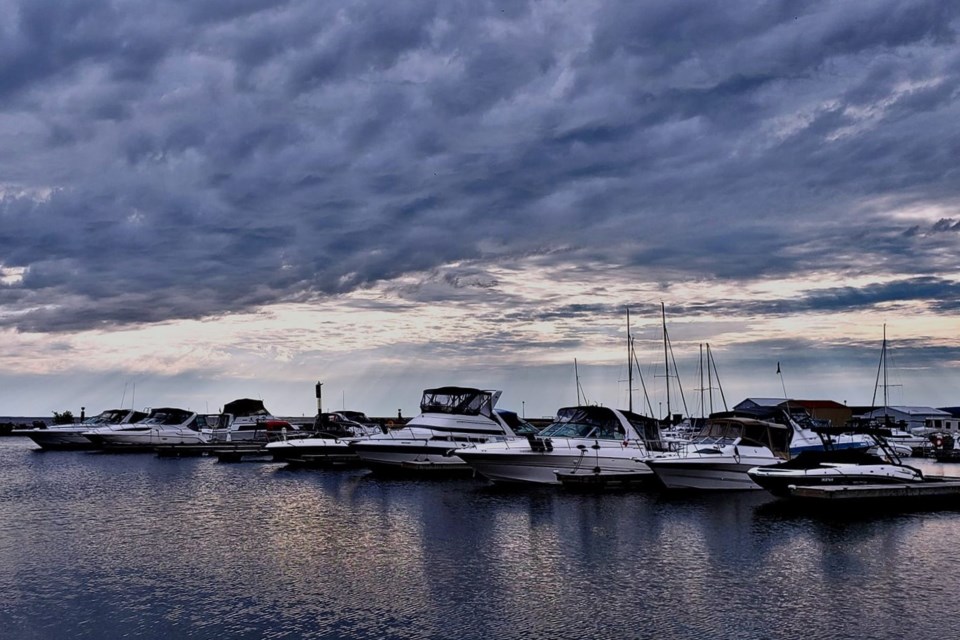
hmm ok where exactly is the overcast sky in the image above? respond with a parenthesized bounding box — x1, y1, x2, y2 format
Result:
(2, 0, 959, 419)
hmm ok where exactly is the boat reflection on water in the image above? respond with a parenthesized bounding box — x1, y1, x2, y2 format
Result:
(3, 436, 960, 639)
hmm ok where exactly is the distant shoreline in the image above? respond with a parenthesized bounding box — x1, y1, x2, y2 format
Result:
(0, 417, 51, 436)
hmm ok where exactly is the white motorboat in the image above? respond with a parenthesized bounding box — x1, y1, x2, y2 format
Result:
(875, 427, 926, 456)
(265, 412, 384, 466)
(747, 427, 926, 498)
(84, 407, 215, 450)
(350, 387, 530, 473)
(645, 413, 795, 490)
(454, 405, 667, 485)
(16, 409, 148, 450)
(202, 398, 292, 443)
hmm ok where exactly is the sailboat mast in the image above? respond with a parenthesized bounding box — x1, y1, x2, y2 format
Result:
(662, 302, 671, 423)
(575, 358, 582, 405)
(627, 308, 633, 413)
(699, 343, 704, 420)
(707, 344, 714, 415)
(883, 324, 888, 419)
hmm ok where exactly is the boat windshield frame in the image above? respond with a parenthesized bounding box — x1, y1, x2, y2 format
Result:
(538, 407, 627, 440)
(140, 408, 194, 427)
(420, 387, 496, 418)
(691, 418, 791, 455)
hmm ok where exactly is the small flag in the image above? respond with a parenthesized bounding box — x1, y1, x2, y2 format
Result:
(776, 362, 781, 374)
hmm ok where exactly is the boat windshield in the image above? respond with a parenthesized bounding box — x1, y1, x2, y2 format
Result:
(692, 418, 790, 453)
(692, 420, 743, 446)
(87, 410, 127, 425)
(538, 407, 626, 440)
(141, 409, 193, 426)
(495, 409, 538, 435)
(420, 388, 493, 417)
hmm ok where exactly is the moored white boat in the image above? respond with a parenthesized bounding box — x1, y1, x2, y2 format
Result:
(265, 412, 384, 465)
(350, 387, 529, 473)
(747, 426, 926, 498)
(84, 407, 215, 450)
(202, 398, 292, 443)
(645, 413, 794, 490)
(16, 409, 148, 450)
(455, 405, 665, 485)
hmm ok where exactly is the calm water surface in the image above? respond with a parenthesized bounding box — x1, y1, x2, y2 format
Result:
(2, 437, 959, 640)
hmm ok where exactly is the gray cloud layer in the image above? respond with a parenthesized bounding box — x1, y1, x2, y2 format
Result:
(2, 0, 960, 332)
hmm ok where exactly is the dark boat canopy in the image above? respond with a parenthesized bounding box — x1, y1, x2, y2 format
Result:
(494, 409, 538, 435)
(223, 398, 269, 417)
(95, 409, 148, 424)
(694, 415, 792, 456)
(538, 406, 661, 443)
(710, 407, 798, 427)
(143, 407, 194, 425)
(420, 387, 498, 418)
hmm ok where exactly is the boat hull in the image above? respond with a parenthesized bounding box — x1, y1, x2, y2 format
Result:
(20, 430, 99, 450)
(265, 438, 360, 465)
(350, 440, 472, 474)
(91, 430, 208, 451)
(456, 446, 654, 485)
(748, 465, 924, 498)
(646, 457, 774, 490)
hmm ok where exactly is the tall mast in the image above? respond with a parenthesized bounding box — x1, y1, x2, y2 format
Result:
(575, 358, 582, 405)
(707, 344, 715, 414)
(883, 324, 888, 418)
(699, 343, 704, 420)
(662, 302, 671, 422)
(871, 324, 891, 423)
(627, 308, 633, 413)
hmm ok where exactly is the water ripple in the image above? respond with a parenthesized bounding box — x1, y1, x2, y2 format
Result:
(2, 438, 960, 639)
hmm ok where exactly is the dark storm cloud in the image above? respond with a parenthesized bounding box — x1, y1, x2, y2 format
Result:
(2, 0, 960, 332)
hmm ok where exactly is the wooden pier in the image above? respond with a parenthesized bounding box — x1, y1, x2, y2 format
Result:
(154, 443, 274, 463)
(784, 477, 960, 508)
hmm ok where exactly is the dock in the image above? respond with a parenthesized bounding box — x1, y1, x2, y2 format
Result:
(154, 443, 274, 463)
(784, 477, 960, 508)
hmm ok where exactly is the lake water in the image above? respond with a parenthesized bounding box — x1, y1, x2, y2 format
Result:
(2, 436, 959, 640)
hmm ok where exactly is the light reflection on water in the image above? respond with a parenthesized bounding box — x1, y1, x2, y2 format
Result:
(1, 438, 959, 639)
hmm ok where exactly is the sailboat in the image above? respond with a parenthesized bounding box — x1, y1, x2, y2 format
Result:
(862, 325, 927, 455)
(454, 310, 670, 486)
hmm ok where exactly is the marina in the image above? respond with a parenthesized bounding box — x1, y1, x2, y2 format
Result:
(5, 417, 960, 639)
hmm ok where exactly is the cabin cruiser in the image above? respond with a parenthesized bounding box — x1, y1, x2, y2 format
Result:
(872, 427, 926, 457)
(454, 405, 666, 485)
(17, 409, 148, 450)
(202, 398, 292, 443)
(265, 412, 384, 465)
(350, 387, 529, 473)
(747, 427, 925, 497)
(645, 413, 796, 490)
(83, 407, 215, 450)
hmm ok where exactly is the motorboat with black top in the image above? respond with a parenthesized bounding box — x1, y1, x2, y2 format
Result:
(645, 412, 796, 490)
(454, 405, 667, 485)
(202, 398, 292, 443)
(83, 407, 215, 450)
(350, 387, 531, 474)
(265, 412, 384, 466)
(747, 426, 932, 498)
(16, 409, 148, 450)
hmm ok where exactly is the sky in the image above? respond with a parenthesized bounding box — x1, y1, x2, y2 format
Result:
(2, 0, 960, 420)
